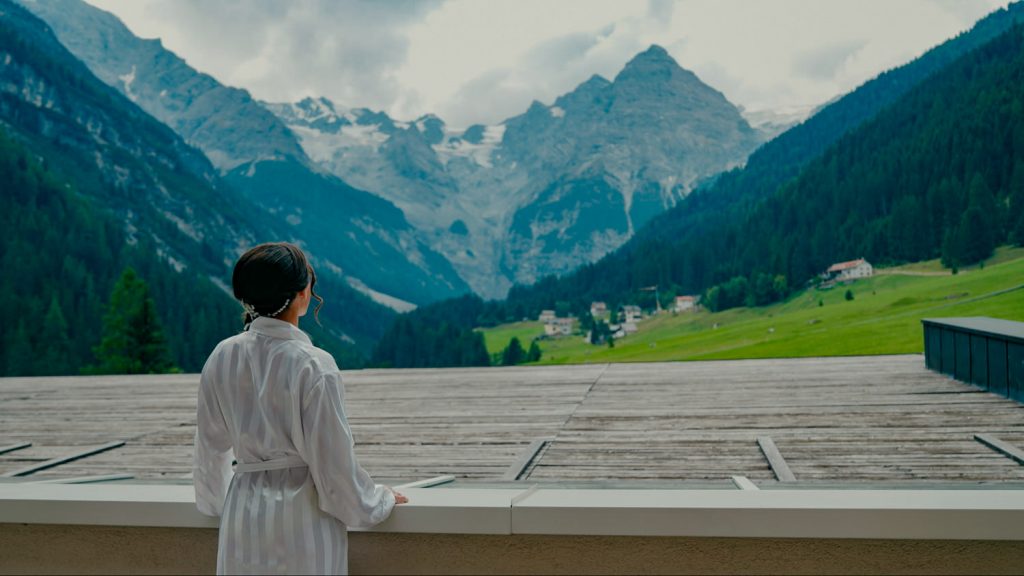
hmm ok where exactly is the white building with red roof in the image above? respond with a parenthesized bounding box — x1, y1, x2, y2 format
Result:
(674, 295, 698, 313)
(826, 258, 873, 281)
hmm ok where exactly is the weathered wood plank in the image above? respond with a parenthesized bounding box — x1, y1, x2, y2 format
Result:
(0, 442, 31, 455)
(757, 437, 796, 482)
(1, 442, 127, 477)
(731, 476, 759, 490)
(503, 438, 550, 481)
(975, 434, 1024, 466)
(28, 474, 135, 484)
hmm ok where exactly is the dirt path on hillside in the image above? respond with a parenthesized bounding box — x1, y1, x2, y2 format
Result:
(875, 269, 953, 277)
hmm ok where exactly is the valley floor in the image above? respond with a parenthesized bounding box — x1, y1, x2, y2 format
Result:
(483, 246, 1024, 365)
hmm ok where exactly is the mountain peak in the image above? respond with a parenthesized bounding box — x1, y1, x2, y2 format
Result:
(638, 44, 672, 61)
(582, 74, 612, 88)
(614, 43, 709, 91)
(626, 45, 677, 69)
(617, 44, 689, 77)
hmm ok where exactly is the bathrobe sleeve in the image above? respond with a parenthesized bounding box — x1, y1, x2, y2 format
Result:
(193, 349, 235, 517)
(300, 368, 395, 528)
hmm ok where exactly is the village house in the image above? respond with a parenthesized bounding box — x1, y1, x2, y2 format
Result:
(674, 295, 698, 313)
(622, 305, 642, 324)
(590, 301, 608, 318)
(538, 309, 556, 324)
(825, 258, 874, 281)
(545, 317, 574, 337)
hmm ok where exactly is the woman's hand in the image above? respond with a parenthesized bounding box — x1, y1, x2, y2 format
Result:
(389, 487, 409, 504)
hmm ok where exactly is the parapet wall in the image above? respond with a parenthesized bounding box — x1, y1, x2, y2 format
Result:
(1, 483, 1023, 574)
(2, 524, 1023, 575)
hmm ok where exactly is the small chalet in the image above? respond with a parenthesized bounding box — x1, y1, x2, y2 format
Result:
(622, 305, 642, 324)
(544, 317, 574, 337)
(674, 295, 697, 313)
(538, 310, 556, 324)
(826, 258, 873, 281)
(590, 301, 608, 318)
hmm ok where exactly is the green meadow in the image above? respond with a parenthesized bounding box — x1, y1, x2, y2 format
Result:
(479, 321, 546, 356)
(480, 246, 1024, 364)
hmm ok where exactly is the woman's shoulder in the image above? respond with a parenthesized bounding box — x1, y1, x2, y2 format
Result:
(202, 333, 245, 366)
(204, 329, 340, 381)
(294, 341, 340, 376)
(260, 333, 340, 379)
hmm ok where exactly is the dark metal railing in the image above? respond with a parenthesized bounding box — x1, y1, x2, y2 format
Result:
(922, 317, 1024, 402)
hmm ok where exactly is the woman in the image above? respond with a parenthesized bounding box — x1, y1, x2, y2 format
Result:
(193, 242, 406, 575)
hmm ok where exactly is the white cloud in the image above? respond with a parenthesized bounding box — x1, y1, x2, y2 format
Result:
(86, 0, 1011, 127)
(86, 0, 442, 111)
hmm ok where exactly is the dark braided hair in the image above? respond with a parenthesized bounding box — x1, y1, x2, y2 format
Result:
(232, 242, 324, 327)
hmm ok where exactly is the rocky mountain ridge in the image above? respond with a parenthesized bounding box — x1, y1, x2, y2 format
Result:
(18, 0, 470, 307)
(268, 45, 764, 297)
(0, 0, 386, 359)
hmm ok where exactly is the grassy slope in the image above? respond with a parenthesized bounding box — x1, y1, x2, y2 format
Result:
(479, 321, 545, 355)
(482, 246, 1024, 365)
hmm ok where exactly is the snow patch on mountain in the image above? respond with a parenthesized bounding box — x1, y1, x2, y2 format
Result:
(290, 123, 390, 159)
(118, 64, 136, 101)
(434, 124, 505, 168)
(741, 104, 817, 139)
(346, 276, 417, 313)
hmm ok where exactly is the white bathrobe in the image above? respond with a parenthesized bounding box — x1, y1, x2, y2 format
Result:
(193, 316, 395, 575)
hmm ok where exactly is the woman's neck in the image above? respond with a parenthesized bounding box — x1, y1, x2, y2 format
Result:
(272, 309, 300, 327)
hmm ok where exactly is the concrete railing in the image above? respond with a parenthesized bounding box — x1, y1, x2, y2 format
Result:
(2, 483, 1024, 574)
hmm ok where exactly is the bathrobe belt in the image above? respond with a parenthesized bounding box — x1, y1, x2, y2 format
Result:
(235, 455, 308, 473)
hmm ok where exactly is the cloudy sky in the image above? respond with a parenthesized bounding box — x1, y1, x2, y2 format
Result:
(86, 0, 1010, 128)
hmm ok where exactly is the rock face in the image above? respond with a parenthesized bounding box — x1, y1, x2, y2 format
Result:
(268, 46, 763, 297)
(500, 46, 762, 287)
(19, 0, 469, 307)
(0, 0, 242, 265)
(16, 0, 302, 171)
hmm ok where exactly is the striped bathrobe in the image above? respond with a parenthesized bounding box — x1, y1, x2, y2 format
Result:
(193, 316, 395, 575)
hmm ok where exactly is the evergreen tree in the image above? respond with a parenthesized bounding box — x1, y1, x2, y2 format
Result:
(956, 206, 995, 265)
(37, 294, 71, 375)
(1011, 210, 1024, 247)
(502, 337, 525, 366)
(130, 296, 175, 373)
(6, 320, 33, 376)
(88, 267, 177, 374)
(579, 312, 595, 333)
(458, 331, 491, 367)
(526, 340, 542, 363)
(590, 320, 614, 345)
(941, 227, 962, 269)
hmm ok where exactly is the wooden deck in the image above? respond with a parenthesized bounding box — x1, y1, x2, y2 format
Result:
(1, 355, 1023, 485)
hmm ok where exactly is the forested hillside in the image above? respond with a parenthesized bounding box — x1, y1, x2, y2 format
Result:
(370, 295, 490, 369)
(0, 0, 388, 370)
(0, 130, 240, 374)
(634, 1, 1024, 249)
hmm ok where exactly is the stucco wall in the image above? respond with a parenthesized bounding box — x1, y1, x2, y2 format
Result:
(2, 523, 1022, 575)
